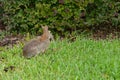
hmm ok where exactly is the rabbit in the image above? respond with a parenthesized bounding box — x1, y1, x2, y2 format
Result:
(23, 26, 54, 58)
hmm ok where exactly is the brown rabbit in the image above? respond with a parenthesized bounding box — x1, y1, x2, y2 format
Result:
(23, 26, 53, 58)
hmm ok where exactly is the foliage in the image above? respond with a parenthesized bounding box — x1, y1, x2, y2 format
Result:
(86, 0, 120, 27)
(1, 0, 92, 34)
(1, 0, 120, 35)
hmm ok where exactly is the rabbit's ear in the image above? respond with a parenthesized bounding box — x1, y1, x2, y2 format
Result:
(42, 26, 48, 30)
(41, 26, 44, 29)
(48, 31, 51, 33)
(44, 26, 48, 30)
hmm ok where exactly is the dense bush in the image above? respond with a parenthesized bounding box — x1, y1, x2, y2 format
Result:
(86, 0, 120, 27)
(1, 0, 93, 34)
(1, 0, 120, 35)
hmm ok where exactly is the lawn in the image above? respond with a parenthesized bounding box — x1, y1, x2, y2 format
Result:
(0, 36, 120, 80)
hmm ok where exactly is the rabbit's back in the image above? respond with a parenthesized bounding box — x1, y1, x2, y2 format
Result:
(23, 39, 50, 58)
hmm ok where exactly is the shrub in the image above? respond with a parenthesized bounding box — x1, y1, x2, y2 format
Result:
(1, 0, 93, 34)
(1, 0, 120, 35)
(86, 0, 120, 27)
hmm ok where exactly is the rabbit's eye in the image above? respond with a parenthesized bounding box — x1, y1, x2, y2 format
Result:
(49, 37, 52, 41)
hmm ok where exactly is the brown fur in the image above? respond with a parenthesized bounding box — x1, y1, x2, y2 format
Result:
(40, 26, 50, 41)
(23, 26, 53, 58)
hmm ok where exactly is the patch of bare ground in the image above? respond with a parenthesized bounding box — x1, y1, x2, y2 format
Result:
(91, 26, 120, 40)
(0, 34, 25, 47)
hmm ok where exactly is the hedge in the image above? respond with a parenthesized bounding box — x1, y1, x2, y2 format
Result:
(1, 0, 120, 35)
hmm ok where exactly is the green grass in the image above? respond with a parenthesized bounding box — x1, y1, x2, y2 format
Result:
(0, 37, 120, 80)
